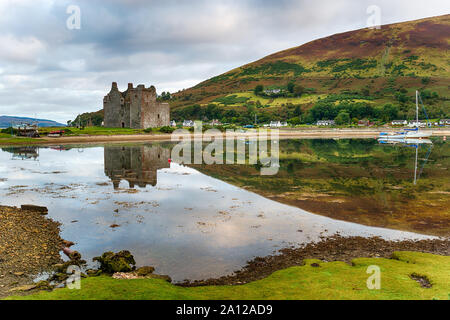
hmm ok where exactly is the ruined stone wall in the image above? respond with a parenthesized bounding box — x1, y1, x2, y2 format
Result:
(127, 86, 143, 129)
(141, 85, 170, 128)
(103, 82, 125, 128)
(144, 101, 170, 128)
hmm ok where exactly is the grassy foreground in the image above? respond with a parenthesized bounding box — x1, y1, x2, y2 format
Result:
(0, 133, 42, 145)
(6, 252, 450, 300)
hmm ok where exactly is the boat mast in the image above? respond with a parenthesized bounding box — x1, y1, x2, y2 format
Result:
(416, 90, 419, 126)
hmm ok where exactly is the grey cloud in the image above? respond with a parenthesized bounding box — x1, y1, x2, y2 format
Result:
(0, 0, 448, 122)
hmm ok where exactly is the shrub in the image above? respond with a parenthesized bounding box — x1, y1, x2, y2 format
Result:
(159, 126, 176, 134)
(1, 127, 17, 134)
(421, 77, 431, 85)
(254, 85, 264, 95)
(334, 111, 350, 125)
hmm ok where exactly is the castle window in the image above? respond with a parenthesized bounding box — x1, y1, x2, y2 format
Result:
(121, 122, 125, 128)
(158, 114, 160, 119)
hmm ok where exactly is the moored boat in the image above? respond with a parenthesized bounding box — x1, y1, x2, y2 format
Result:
(379, 91, 432, 140)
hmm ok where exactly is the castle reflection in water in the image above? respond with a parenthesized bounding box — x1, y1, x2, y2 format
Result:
(104, 145, 170, 189)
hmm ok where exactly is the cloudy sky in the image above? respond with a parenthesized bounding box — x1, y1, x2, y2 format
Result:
(0, 0, 448, 123)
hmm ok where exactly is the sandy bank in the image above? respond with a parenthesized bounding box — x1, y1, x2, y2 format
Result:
(2, 128, 449, 146)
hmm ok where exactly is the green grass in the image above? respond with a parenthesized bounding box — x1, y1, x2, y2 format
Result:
(0, 126, 178, 145)
(6, 252, 449, 300)
(0, 133, 44, 145)
(240, 61, 311, 77)
(213, 95, 250, 105)
(38, 126, 146, 136)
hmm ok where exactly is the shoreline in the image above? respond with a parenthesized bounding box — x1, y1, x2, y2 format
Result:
(1, 128, 448, 146)
(5, 235, 450, 300)
(180, 235, 450, 287)
(2, 203, 449, 298)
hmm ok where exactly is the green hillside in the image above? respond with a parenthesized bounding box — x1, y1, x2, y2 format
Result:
(170, 15, 450, 125)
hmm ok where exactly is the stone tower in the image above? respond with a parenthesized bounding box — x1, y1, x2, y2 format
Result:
(103, 82, 170, 129)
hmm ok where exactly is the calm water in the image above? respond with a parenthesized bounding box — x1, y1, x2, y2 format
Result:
(0, 139, 445, 282)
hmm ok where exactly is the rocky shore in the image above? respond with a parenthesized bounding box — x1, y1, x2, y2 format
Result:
(2, 203, 449, 298)
(0, 205, 63, 298)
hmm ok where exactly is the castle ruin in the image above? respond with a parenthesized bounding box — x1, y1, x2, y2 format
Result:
(103, 82, 170, 129)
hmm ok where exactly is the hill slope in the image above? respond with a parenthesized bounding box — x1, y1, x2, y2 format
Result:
(69, 110, 104, 127)
(170, 15, 450, 124)
(0, 116, 66, 128)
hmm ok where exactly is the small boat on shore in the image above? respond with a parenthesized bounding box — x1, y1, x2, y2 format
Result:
(47, 130, 65, 138)
(379, 90, 432, 140)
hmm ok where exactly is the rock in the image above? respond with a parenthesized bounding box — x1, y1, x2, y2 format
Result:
(93, 250, 136, 274)
(111, 271, 170, 282)
(147, 274, 172, 283)
(136, 266, 155, 276)
(20, 205, 48, 215)
(112, 272, 138, 279)
(52, 260, 85, 273)
(52, 264, 66, 272)
(51, 273, 69, 282)
(62, 248, 82, 261)
(62, 240, 75, 248)
(69, 251, 82, 261)
(87, 269, 102, 277)
(9, 284, 36, 292)
(35, 280, 53, 290)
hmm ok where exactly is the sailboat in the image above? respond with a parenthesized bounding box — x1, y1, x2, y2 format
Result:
(379, 90, 433, 140)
